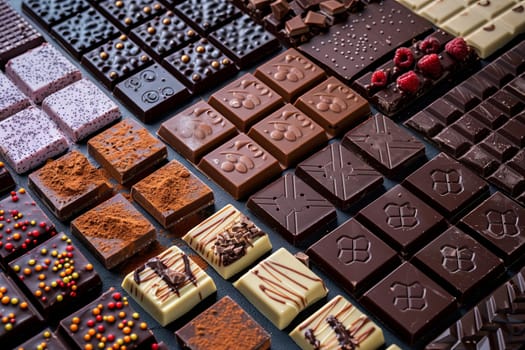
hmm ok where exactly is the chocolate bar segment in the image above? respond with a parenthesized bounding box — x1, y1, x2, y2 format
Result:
(0, 72, 30, 121)
(98, 0, 165, 32)
(22, 0, 88, 29)
(0, 162, 15, 198)
(174, 0, 241, 34)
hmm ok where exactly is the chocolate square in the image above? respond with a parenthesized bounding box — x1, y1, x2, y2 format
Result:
(157, 100, 237, 164)
(296, 141, 383, 209)
(248, 104, 326, 167)
(87, 119, 167, 184)
(209, 73, 284, 132)
(307, 218, 398, 295)
(174, 0, 241, 34)
(247, 173, 337, 244)
(22, 0, 89, 29)
(0, 162, 15, 198)
(404, 153, 489, 217)
(295, 77, 369, 137)
(199, 134, 281, 200)
(131, 160, 214, 228)
(28, 151, 113, 221)
(344, 114, 426, 177)
(15, 329, 69, 349)
(357, 184, 446, 254)
(98, 0, 165, 32)
(71, 194, 156, 269)
(0, 72, 29, 121)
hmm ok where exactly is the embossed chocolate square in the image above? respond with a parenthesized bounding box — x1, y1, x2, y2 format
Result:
(198, 134, 281, 200)
(460, 192, 525, 262)
(98, 0, 164, 32)
(255, 48, 326, 102)
(248, 104, 326, 168)
(209, 73, 284, 132)
(356, 185, 446, 254)
(307, 218, 398, 295)
(295, 77, 369, 137)
(404, 153, 489, 217)
(157, 100, 237, 163)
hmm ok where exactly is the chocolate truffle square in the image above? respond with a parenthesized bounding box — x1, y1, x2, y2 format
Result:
(71, 193, 156, 269)
(176, 296, 271, 350)
(0, 189, 57, 263)
(174, 0, 241, 34)
(413, 226, 503, 300)
(361, 262, 456, 344)
(0, 107, 69, 174)
(460, 192, 525, 262)
(51, 8, 120, 59)
(0, 72, 30, 121)
(9, 233, 102, 317)
(82, 35, 152, 88)
(307, 218, 398, 295)
(98, 0, 165, 32)
(255, 48, 326, 102)
(344, 114, 426, 177)
(122, 245, 217, 326)
(234, 248, 328, 330)
(248, 104, 327, 168)
(296, 142, 383, 210)
(0, 162, 15, 197)
(199, 134, 281, 200)
(183, 204, 272, 279)
(114, 64, 189, 122)
(15, 328, 69, 349)
(357, 185, 446, 254)
(131, 160, 214, 228)
(247, 173, 337, 244)
(5, 44, 81, 104)
(87, 119, 167, 184)
(130, 11, 199, 61)
(0, 272, 43, 348)
(42, 79, 121, 142)
(22, 0, 89, 29)
(163, 38, 238, 94)
(295, 77, 370, 137)
(209, 73, 284, 131)
(0, 0, 44, 66)
(404, 153, 489, 217)
(28, 151, 113, 221)
(289, 295, 385, 350)
(209, 14, 279, 68)
(59, 288, 155, 349)
(157, 100, 237, 164)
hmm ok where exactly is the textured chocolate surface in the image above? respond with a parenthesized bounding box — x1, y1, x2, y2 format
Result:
(0, 72, 29, 121)
(98, 0, 164, 32)
(199, 134, 281, 200)
(0, 162, 15, 197)
(413, 226, 504, 300)
(404, 153, 489, 217)
(174, 0, 240, 34)
(307, 218, 398, 295)
(361, 262, 456, 345)
(82, 34, 152, 88)
(114, 64, 189, 122)
(51, 8, 119, 59)
(357, 184, 446, 254)
(22, 0, 88, 29)
(157, 100, 237, 164)
(0, 0, 44, 66)
(15, 328, 69, 350)
(296, 141, 383, 209)
(247, 173, 336, 244)
(344, 114, 426, 177)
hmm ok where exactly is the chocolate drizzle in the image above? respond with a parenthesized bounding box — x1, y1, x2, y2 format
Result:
(327, 315, 359, 350)
(134, 254, 196, 297)
(214, 217, 264, 266)
(304, 328, 321, 349)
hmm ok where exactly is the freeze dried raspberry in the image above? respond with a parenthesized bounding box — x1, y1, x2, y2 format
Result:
(396, 71, 420, 94)
(393, 47, 415, 69)
(371, 69, 388, 87)
(419, 37, 441, 54)
(445, 37, 469, 61)
(417, 54, 443, 79)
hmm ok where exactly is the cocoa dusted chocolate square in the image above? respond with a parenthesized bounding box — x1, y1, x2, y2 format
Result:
(131, 160, 214, 228)
(28, 151, 113, 221)
(71, 193, 156, 269)
(87, 119, 167, 184)
(176, 296, 271, 350)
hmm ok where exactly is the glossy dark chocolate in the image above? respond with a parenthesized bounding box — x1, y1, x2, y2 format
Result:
(247, 173, 336, 245)
(296, 141, 383, 209)
(15, 328, 69, 350)
(307, 218, 398, 295)
(174, 0, 241, 34)
(98, 0, 164, 32)
(22, 0, 88, 29)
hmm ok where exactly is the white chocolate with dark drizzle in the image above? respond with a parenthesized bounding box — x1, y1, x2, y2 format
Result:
(290, 295, 385, 350)
(234, 247, 328, 329)
(121, 245, 216, 326)
(183, 204, 272, 279)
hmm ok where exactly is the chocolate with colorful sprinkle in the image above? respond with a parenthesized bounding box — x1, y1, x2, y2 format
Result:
(15, 328, 69, 350)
